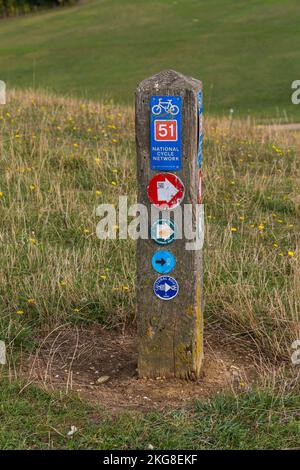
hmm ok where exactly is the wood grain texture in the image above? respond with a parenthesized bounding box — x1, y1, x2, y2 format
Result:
(135, 70, 203, 380)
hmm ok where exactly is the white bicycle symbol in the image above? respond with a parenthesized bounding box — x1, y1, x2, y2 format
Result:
(152, 98, 180, 116)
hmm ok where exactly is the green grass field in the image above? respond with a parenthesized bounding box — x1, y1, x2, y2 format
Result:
(1, 380, 300, 450)
(1, 0, 300, 119)
(0, 89, 299, 357)
(1, 2, 300, 448)
(0, 89, 300, 449)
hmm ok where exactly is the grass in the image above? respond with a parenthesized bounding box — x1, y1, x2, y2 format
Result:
(0, 89, 136, 347)
(0, 0, 300, 119)
(0, 379, 299, 449)
(0, 88, 299, 359)
(0, 88, 300, 449)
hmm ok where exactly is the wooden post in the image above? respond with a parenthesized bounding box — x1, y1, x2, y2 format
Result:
(135, 70, 203, 380)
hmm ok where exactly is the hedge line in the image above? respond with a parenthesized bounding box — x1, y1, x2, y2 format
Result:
(0, 0, 77, 17)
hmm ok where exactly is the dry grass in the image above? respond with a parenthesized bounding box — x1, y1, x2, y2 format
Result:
(205, 120, 300, 359)
(0, 89, 299, 361)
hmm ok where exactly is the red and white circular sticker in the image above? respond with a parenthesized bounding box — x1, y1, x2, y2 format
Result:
(147, 173, 185, 210)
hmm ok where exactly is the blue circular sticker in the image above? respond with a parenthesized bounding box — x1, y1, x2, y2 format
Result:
(153, 276, 179, 301)
(151, 219, 176, 245)
(151, 250, 176, 274)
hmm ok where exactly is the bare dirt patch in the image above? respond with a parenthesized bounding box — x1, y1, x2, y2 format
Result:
(21, 325, 259, 413)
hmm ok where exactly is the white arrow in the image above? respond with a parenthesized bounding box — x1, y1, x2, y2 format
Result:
(157, 179, 179, 202)
(163, 283, 171, 292)
(156, 223, 174, 240)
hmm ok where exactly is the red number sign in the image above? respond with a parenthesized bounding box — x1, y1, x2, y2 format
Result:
(154, 120, 177, 141)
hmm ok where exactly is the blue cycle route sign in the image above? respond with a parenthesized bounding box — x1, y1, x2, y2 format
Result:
(151, 250, 176, 274)
(153, 276, 179, 301)
(150, 96, 182, 171)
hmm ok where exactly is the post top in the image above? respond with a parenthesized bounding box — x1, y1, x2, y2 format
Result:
(136, 69, 202, 93)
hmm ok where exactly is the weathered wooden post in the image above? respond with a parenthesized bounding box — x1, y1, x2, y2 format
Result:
(135, 70, 203, 379)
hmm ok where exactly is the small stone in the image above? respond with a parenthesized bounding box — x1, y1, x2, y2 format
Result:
(67, 425, 77, 438)
(96, 375, 110, 384)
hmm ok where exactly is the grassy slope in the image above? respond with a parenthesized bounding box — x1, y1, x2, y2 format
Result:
(0, 89, 299, 357)
(0, 0, 300, 118)
(0, 380, 299, 449)
(0, 89, 300, 449)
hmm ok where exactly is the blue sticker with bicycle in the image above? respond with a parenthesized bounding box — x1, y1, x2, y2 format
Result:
(150, 96, 182, 171)
(197, 91, 203, 167)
